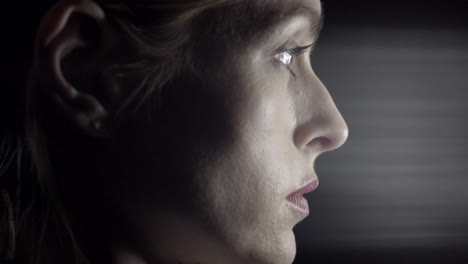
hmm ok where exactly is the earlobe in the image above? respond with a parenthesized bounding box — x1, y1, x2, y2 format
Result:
(35, 0, 113, 137)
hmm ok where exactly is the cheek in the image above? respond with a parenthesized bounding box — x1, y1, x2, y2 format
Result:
(236, 62, 297, 136)
(197, 65, 299, 219)
(191, 132, 297, 261)
(188, 73, 301, 259)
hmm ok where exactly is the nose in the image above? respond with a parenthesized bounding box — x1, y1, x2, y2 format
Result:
(293, 74, 349, 153)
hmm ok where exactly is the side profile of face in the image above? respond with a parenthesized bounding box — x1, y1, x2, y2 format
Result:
(35, 0, 348, 263)
(117, 0, 348, 263)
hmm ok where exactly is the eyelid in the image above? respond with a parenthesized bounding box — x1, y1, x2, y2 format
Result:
(274, 42, 316, 66)
(290, 42, 315, 56)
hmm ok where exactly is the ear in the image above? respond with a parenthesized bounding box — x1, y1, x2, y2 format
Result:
(35, 0, 120, 137)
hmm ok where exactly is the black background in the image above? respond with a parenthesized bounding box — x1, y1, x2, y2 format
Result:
(2, 1, 468, 264)
(294, 1, 468, 263)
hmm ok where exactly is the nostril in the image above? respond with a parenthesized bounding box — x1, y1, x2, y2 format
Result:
(305, 137, 331, 153)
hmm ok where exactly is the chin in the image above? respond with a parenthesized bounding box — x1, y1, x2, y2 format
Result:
(275, 230, 297, 264)
(245, 229, 297, 264)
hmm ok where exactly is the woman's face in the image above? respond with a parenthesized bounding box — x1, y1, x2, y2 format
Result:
(121, 0, 348, 263)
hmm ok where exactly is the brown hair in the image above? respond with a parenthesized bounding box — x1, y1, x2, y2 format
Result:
(0, 0, 282, 263)
(1, 1, 232, 263)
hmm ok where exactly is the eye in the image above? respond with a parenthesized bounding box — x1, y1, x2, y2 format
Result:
(274, 43, 315, 76)
(275, 51, 293, 66)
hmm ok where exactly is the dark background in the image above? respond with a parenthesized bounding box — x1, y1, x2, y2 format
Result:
(294, 0, 468, 263)
(2, 1, 468, 264)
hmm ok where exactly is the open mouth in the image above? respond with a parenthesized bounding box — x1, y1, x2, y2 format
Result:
(286, 179, 319, 215)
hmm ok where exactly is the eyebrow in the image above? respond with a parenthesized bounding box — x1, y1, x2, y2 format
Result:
(277, 4, 324, 39)
(212, 2, 325, 48)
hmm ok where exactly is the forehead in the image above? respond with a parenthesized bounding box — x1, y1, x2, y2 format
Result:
(278, 0, 322, 14)
(261, 0, 323, 39)
(241, 0, 322, 15)
(204, 0, 323, 43)
(189, 0, 323, 64)
(240, 0, 322, 26)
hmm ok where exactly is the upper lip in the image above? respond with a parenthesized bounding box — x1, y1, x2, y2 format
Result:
(287, 178, 319, 197)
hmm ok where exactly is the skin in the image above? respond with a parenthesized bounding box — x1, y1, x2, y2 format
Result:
(35, 0, 348, 263)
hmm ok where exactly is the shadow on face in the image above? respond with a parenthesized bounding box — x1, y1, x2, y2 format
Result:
(15, 0, 348, 263)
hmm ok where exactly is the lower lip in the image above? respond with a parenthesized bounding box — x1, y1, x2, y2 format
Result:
(286, 179, 319, 216)
(286, 195, 309, 216)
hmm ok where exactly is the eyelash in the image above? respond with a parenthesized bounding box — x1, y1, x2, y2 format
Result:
(274, 43, 315, 78)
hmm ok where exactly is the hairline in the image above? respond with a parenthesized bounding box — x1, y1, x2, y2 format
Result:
(224, 1, 325, 53)
(281, 3, 323, 37)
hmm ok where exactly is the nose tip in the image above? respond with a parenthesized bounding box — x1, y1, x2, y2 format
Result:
(293, 79, 349, 153)
(293, 70, 349, 154)
(294, 113, 348, 153)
